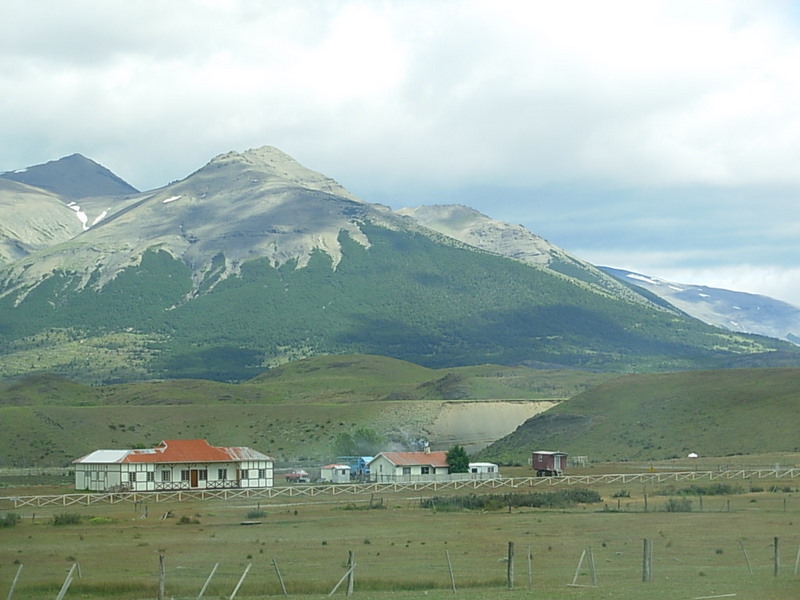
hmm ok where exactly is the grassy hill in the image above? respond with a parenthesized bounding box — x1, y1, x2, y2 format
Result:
(0, 355, 611, 467)
(478, 367, 800, 464)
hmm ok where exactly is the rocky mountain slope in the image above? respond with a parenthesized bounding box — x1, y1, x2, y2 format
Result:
(0, 146, 797, 383)
(0, 153, 138, 199)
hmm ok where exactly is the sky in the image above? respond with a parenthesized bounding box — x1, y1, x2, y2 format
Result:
(2, 0, 800, 306)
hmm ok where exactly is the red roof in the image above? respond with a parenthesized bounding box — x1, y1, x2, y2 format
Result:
(75, 439, 272, 464)
(374, 451, 449, 468)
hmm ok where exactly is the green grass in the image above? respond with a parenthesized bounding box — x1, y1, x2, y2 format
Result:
(0, 355, 612, 467)
(480, 367, 800, 464)
(1, 472, 799, 599)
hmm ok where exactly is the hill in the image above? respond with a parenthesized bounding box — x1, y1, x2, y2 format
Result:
(0, 354, 611, 467)
(478, 367, 800, 464)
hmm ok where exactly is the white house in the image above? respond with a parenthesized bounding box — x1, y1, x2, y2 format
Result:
(368, 450, 451, 483)
(73, 439, 273, 492)
(320, 463, 351, 483)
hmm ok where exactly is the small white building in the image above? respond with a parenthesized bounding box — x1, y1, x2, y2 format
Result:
(320, 463, 351, 483)
(468, 462, 499, 476)
(73, 439, 273, 492)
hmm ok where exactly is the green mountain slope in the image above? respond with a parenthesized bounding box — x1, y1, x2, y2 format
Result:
(479, 367, 800, 464)
(1, 222, 792, 383)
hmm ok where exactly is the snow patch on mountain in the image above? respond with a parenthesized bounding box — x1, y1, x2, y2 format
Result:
(602, 266, 800, 344)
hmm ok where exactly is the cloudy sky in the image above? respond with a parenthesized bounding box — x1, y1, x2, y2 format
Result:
(3, 0, 800, 305)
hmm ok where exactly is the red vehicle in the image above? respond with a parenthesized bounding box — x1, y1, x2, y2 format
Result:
(531, 451, 567, 476)
(284, 470, 310, 483)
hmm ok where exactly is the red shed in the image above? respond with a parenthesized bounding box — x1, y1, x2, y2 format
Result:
(531, 451, 567, 476)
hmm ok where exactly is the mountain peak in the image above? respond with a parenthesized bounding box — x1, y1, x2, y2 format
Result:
(0, 153, 139, 199)
(198, 146, 361, 202)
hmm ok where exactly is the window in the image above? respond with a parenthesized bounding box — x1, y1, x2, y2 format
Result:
(218, 469, 228, 481)
(258, 469, 266, 479)
(421, 466, 430, 475)
(198, 469, 207, 481)
(161, 471, 171, 482)
(128, 472, 136, 482)
(402, 466, 411, 475)
(181, 470, 190, 482)
(146, 472, 155, 482)
(240, 469, 249, 479)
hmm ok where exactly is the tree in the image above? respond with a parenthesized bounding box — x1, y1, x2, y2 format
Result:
(446, 444, 470, 473)
(334, 428, 384, 456)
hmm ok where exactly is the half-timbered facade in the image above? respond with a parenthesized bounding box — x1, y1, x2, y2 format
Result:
(73, 439, 273, 491)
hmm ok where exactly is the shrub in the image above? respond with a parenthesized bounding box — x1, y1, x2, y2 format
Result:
(663, 498, 692, 512)
(420, 488, 602, 511)
(246, 509, 266, 519)
(177, 515, 200, 525)
(1, 513, 20, 528)
(53, 513, 84, 526)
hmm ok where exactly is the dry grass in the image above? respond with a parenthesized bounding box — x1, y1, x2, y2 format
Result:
(1, 472, 799, 599)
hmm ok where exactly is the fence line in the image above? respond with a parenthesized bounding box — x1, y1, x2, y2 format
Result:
(2, 468, 799, 509)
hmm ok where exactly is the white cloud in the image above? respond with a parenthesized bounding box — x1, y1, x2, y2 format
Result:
(1, 0, 799, 303)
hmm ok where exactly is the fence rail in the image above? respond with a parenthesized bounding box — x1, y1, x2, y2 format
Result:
(2, 468, 798, 509)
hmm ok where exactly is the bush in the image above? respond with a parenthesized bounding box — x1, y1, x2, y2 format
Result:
(420, 488, 602, 511)
(246, 509, 266, 519)
(53, 513, 84, 526)
(663, 498, 692, 512)
(1, 513, 20, 528)
(177, 515, 200, 525)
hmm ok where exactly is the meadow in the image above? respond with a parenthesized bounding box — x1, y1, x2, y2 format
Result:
(1, 464, 799, 600)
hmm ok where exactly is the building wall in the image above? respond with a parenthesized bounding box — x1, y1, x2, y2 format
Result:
(369, 456, 452, 483)
(75, 460, 273, 491)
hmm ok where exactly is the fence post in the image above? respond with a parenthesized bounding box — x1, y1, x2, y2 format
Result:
(229, 563, 251, 600)
(527, 545, 532, 589)
(793, 542, 800, 576)
(272, 559, 288, 597)
(507, 541, 514, 589)
(738, 540, 753, 575)
(6, 563, 23, 600)
(445, 550, 456, 593)
(196, 563, 218, 600)
(55, 563, 77, 600)
(347, 551, 354, 596)
(588, 546, 597, 587)
(157, 552, 166, 600)
(774, 537, 779, 577)
(642, 539, 652, 582)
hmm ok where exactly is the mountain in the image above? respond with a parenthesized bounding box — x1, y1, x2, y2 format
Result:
(0, 153, 139, 199)
(1, 146, 798, 384)
(601, 267, 800, 345)
(397, 205, 652, 305)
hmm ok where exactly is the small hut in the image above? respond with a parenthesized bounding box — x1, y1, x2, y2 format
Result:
(320, 463, 351, 483)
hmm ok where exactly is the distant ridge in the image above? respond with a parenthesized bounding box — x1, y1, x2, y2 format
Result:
(0, 153, 139, 199)
(601, 267, 800, 344)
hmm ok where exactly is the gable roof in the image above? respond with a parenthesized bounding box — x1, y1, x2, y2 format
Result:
(370, 451, 449, 468)
(73, 439, 272, 465)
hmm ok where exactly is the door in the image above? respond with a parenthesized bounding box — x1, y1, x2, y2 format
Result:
(190, 469, 199, 488)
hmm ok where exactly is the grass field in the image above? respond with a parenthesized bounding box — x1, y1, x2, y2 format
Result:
(1, 466, 799, 600)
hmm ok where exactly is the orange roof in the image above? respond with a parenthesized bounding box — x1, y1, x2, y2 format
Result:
(75, 440, 272, 464)
(373, 451, 449, 468)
